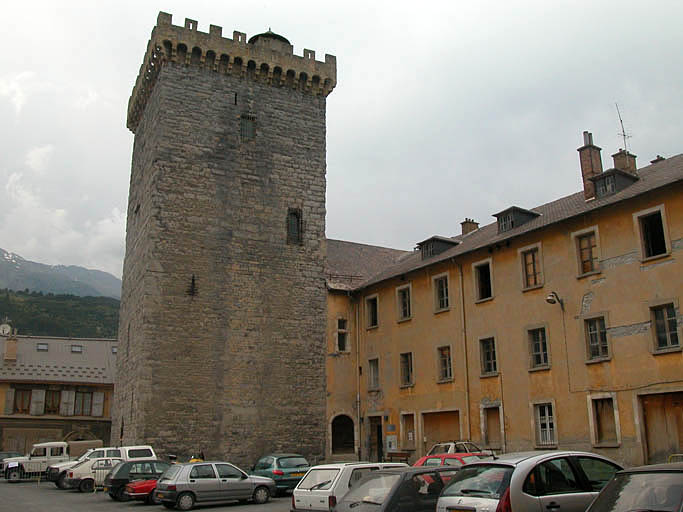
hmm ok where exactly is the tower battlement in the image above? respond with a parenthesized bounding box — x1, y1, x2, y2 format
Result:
(127, 12, 337, 132)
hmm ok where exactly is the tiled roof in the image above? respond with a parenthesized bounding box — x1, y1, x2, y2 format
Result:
(359, 153, 683, 289)
(0, 336, 117, 384)
(326, 239, 410, 291)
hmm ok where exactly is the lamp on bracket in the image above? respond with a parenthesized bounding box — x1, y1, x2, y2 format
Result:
(545, 291, 564, 311)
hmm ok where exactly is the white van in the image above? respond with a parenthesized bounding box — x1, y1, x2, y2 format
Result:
(292, 462, 407, 511)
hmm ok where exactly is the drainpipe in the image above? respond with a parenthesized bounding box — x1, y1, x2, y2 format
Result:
(456, 261, 471, 441)
(354, 293, 362, 460)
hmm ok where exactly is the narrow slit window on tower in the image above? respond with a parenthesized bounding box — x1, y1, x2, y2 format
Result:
(240, 114, 256, 141)
(287, 208, 303, 245)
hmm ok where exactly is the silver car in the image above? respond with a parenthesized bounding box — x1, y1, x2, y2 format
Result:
(436, 451, 622, 512)
(154, 461, 276, 510)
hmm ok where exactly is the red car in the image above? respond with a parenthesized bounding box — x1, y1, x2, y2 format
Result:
(125, 478, 159, 505)
(413, 452, 484, 468)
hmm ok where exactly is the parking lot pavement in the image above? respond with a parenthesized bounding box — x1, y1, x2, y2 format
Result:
(1, 481, 292, 512)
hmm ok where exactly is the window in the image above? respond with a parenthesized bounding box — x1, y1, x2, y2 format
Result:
(216, 464, 242, 478)
(521, 246, 542, 289)
(74, 391, 92, 416)
(14, 389, 31, 413)
(596, 175, 616, 196)
(400, 352, 413, 386)
(240, 114, 256, 141)
(634, 206, 669, 259)
(189, 464, 216, 479)
(437, 345, 452, 381)
(396, 284, 411, 321)
(50, 446, 64, 456)
(474, 260, 492, 301)
(366, 295, 378, 328)
(577, 232, 598, 274)
(534, 403, 556, 446)
(286, 208, 302, 245)
(528, 328, 549, 368)
(591, 397, 618, 445)
(45, 390, 60, 414)
(480, 337, 497, 375)
(574, 457, 620, 491)
(534, 458, 580, 493)
(71, 344, 83, 353)
(107, 449, 122, 458)
(585, 317, 609, 360)
(368, 358, 379, 390)
(36, 343, 49, 352)
(337, 318, 348, 352)
(128, 448, 153, 458)
(498, 213, 513, 232)
(651, 303, 679, 350)
(433, 274, 449, 311)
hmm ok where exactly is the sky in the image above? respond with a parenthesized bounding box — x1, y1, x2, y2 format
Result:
(1, 0, 682, 278)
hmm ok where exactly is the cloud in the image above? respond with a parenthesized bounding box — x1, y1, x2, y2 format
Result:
(0, 72, 35, 114)
(25, 144, 55, 174)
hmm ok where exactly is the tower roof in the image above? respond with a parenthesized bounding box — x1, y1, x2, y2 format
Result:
(248, 29, 290, 45)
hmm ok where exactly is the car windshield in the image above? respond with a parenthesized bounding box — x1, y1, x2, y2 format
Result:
(462, 455, 482, 464)
(588, 472, 683, 512)
(77, 451, 92, 462)
(340, 474, 401, 505)
(298, 468, 339, 490)
(279, 457, 309, 468)
(159, 464, 183, 482)
(111, 462, 132, 478)
(441, 464, 513, 500)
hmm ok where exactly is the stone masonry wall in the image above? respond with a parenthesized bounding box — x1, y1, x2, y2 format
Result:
(113, 60, 328, 467)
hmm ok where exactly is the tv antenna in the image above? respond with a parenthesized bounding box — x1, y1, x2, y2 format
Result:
(615, 102, 632, 151)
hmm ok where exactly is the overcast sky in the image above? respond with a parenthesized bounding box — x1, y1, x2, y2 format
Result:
(1, 1, 682, 278)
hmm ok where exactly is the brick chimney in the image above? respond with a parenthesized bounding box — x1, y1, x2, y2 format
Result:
(612, 149, 637, 174)
(461, 218, 479, 235)
(650, 155, 665, 164)
(577, 131, 603, 200)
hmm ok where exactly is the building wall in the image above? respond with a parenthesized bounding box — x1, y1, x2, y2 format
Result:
(115, 27, 332, 466)
(328, 182, 682, 466)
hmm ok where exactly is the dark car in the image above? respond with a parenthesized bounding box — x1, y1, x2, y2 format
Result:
(251, 453, 310, 495)
(333, 466, 459, 512)
(586, 462, 683, 512)
(103, 459, 170, 501)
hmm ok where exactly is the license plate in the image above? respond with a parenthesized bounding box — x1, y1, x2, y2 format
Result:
(291, 472, 304, 477)
(103, 487, 108, 492)
(157, 493, 164, 499)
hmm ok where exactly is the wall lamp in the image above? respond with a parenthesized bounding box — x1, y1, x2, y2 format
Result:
(545, 291, 564, 311)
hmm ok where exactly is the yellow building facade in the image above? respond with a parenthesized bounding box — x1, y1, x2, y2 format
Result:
(326, 134, 682, 467)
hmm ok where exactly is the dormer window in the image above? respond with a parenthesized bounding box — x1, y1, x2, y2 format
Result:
(596, 175, 615, 196)
(498, 213, 514, 232)
(417, 236, 459, 260)
(494, 207, 540, 234)
(590, 169, 638, 199)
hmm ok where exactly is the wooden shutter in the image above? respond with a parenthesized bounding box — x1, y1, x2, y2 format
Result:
(30, 389, 46, 415)
(4, 388, 15, 414)
(59, 390, 75, 416)
(92, 392, 105, 417)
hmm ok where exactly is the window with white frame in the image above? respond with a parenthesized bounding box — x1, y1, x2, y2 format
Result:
(400, 352, 413, 386)
(366, 295, 378, 328)
(534, 403, 556, 446)
(585, 317, 609, 360)
(396, 285, 411, 321)
(651, 303, 679, 350)
(337, 317, 349, 352)
(433, 274, 449, 311)
(480, 337, 497, 375)
(368, 358, 379, 390)
(521, 246, 543, 288)
(437, 345, 452, 381)
(528, 327, 549, 368)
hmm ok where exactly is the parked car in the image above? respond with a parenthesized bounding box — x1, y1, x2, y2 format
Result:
(48, 446, 130, 489)
(586, 462, 683, 512)
(436, 450, 622, 512)
(125, 478, 161, 504)
(154, 461, 276, 510)
(333, 466, 459, 512)
(292, 461, 408, 511)
(426, 441, 482, 455)
(251, 453, 310, 495)
(64, 456, 123, 492)
(1, 440, 101, 481)
(414, 452, 485, 467)
(103, 459, 170, 501)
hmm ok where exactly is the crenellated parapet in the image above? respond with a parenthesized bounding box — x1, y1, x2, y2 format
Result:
(127, 11, 337, 132)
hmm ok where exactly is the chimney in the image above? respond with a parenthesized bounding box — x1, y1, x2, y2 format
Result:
(461, 218, 479, 235)
(577, 131, 603, 200)
(612, 149, 637, 174)
(650, 155, 665, 164)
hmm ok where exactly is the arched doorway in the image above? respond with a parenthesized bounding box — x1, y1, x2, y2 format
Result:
(331, 415, 355, 454)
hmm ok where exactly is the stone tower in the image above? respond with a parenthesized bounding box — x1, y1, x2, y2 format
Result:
(113, 12, 336, 466)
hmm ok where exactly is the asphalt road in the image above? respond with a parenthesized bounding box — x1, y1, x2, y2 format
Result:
(0, 480, 292, 512)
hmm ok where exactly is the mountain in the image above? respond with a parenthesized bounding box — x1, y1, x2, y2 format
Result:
(0, 249, 121, 299)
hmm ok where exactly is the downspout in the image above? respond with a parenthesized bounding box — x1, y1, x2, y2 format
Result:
(456, 260, 471, 441)
(354, 292, 362, 460)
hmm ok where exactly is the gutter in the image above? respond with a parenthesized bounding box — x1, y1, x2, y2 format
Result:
(456, 260, 471, 442)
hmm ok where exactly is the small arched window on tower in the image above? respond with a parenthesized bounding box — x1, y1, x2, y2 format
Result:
(287, 208, 303, 245)
(240, 114, 256, 141)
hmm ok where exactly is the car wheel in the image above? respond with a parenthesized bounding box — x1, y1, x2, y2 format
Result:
(108, 492, 117, 500)
(146, 492, 161, 505)
(177, 492, 196, 510)
(253, 486, 270, 504)
(57, 472, 69, 490)
(115, 486, 130, 502)
(79, 479, 95, 493)
(7, 468, 21, 482)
